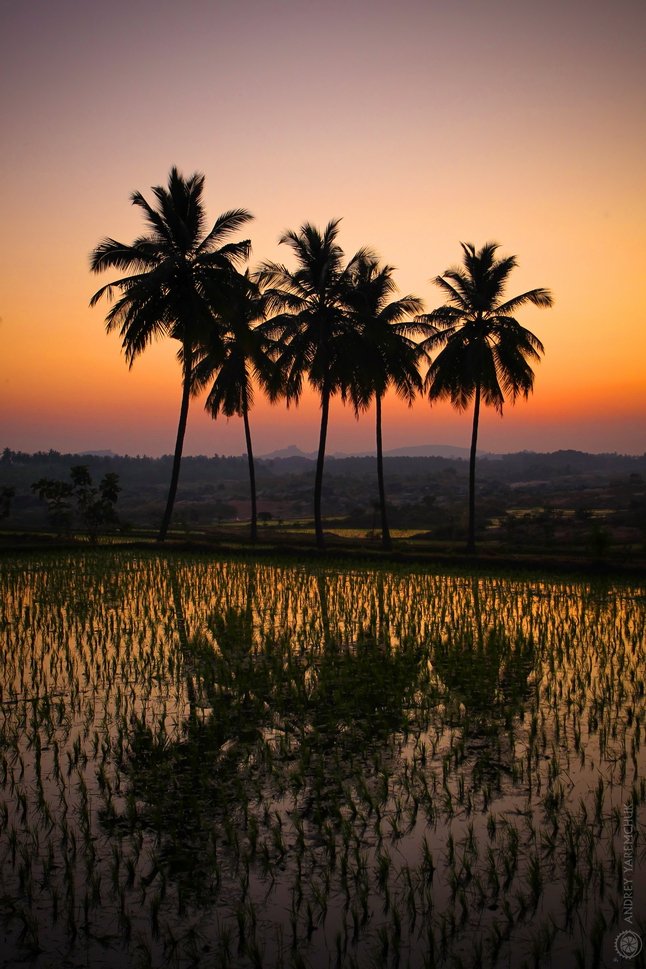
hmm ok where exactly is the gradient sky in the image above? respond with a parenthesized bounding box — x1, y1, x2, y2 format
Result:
(1, 0, 645, 457)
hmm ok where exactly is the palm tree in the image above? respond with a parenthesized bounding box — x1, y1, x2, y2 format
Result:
(191, 271, 280, 543)
(257, 220, 368, 549)
(416, 242, 552, 551)
(344, 256, 424, 549)
(89, 166, 253, 541)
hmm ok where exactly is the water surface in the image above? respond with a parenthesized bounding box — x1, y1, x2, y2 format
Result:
(0, 553, 644, 968)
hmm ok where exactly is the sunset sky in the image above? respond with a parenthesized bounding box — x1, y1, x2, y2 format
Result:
(2, 0, 645, 458)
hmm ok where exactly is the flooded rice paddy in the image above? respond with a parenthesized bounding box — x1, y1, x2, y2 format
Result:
(0, 553, 644, 968)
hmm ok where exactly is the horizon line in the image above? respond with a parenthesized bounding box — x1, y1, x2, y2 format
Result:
(3, 445, 645, 461)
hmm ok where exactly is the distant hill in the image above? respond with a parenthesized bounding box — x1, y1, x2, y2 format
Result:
(259, 442, 497, 460)
(259, 445, 314, 460)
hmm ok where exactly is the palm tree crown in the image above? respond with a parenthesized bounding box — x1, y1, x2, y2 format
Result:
(258, 220, 369, 401)
(258, 220, 369, 548)
(192, 272, 276, 419)
(418, 242, 551, 412)
(344, 256, 424, 407)
(191, 271, 280, 542)
(90, 167, 252, 363)
(89, 167, 253, 540)
(416, 241, 552, 550)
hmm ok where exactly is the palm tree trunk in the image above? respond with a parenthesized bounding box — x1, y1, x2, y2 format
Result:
(314, 383, 331, 550)
(242, 402, 257, 544)
(467, 380, 481, 553)
(375, 393, 391, 550)
(158, 345, 192, 542)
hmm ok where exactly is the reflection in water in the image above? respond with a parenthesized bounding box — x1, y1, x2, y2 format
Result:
(0, 553, 644, 968)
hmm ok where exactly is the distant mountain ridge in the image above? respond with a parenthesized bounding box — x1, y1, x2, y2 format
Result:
(259, 443, 497, 460)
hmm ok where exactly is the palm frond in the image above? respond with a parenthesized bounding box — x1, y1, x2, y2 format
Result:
(493, 340, 535, 402)
(496, 288, 553, 314)
(130, 192, 172, 243)
(89, 239, 158, 274)
(494, 317, 545, 356)
(196, 241, 251, 270)
(198, 208, 254, 254)
(416, 305, 463, 333)
(432, 273, 471, 311)
(254, 261, 296, 292)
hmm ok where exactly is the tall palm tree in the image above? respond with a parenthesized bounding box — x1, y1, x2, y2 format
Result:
(89, 166, 253, 541)
(344, 256, 424, 549)
(257, 220, 368, 549)
(416, 242, 552, 551)
(191, 271, 280, 543)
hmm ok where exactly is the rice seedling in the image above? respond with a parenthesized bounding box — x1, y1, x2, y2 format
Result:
(0, 552, 643, 967)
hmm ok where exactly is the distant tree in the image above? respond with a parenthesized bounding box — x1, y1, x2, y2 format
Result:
(344, 255, 424, 549)
(32, 465, 120, 541)
(416, 242, 552, 551)
(191, 272, 280, 543)
(258, 220, 369, 549)
(31, 478, 74, 533)
(70, 466, 121, 540)
(0, 486, 15, 520)
(90, 166, 253, 541)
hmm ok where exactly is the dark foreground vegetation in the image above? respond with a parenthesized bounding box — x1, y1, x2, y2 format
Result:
(1, 447, 645, 571)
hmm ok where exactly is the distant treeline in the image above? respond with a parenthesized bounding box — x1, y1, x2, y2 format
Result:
(2, 446, 645, 488)
(1, 448, 254, 484)
(2, 446, 645, 541)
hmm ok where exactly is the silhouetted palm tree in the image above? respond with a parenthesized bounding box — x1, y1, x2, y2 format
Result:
(344, 256, 424, 549)
(191, 271, 280, 543)
(258, 220, 369, 549)
(416, 242, 552, 551)
(89, 166, 253, 541)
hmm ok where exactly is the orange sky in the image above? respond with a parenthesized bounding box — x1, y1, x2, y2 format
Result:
(1, 0, 645, 457)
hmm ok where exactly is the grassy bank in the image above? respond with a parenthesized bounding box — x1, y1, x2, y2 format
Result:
(1, 526, 645, 580)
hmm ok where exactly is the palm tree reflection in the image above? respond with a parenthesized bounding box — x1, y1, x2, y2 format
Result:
(116, 572, 535, 904)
